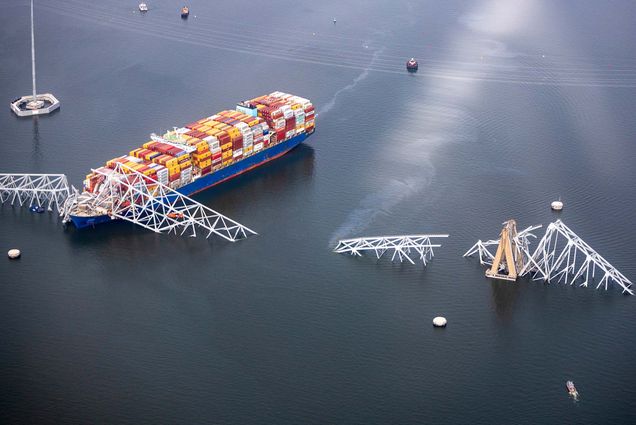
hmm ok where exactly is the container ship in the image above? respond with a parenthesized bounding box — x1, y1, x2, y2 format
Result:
(69, 92, 315, 229)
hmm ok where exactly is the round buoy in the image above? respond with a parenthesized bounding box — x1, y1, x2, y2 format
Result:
(433, 316, 447, 327)
(551, 200, 563, 211)
(8, 249, 21, 259)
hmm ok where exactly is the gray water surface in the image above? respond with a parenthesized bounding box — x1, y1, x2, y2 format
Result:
(1, 1, 636, 424)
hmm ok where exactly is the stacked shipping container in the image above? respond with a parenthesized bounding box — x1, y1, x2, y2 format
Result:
(83, 92, 314, 194)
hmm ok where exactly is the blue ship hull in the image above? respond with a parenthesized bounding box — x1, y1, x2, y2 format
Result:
(69, 132, 309, 229)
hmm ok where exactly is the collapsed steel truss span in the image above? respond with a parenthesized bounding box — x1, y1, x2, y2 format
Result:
(0, 173, 74, 212)
(520, 220, 633, 295)
(334, 234, 449, 265)
(464, 220, 633, 295)
(63, 163, 257, 241)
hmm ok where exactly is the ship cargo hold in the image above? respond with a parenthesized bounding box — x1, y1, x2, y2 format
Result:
(69, 92, 315, 229)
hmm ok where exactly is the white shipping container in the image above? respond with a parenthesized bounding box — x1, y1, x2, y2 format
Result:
(233, 148, 243, 158)
(254, 142, 264, 152)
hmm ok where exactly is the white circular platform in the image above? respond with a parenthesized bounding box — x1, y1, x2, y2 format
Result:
(433, 316, 447, 327)
(551, 200, 563, 211)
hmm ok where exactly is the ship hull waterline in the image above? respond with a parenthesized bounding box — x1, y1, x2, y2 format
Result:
(69, 132, 309, 229)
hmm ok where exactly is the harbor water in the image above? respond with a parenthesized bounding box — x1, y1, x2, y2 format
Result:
(1, 0, 636, 423)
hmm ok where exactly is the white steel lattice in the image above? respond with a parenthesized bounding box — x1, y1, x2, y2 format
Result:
(0, 173, 73, 212)
(464, 220, 633, 295)
(463, 224, 542, 273)
(334, 234, 449, 265)
(520, 220, 633, 295)
(64, 163, 256, 241)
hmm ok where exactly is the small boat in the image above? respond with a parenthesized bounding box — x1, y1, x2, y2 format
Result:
(406, 58, 418, 72)
(566, 380, 579, 400)
(138, 3, 148, 12)
(181, 6, 189, 18)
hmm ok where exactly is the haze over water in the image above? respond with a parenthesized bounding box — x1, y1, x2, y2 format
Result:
(1, 1, 636, 423)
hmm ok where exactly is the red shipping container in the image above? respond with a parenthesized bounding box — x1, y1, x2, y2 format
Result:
(276, 130, 285, 142)
(285, 117, 296, 130)
(201, 166, 212, 175)
(212, 152, 222, 160)
(185, 122, 199, 129)
(168, 172, 181, 182)
(232, 135, 243, 150)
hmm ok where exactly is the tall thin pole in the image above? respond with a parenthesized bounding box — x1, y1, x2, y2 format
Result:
(30, 0, 37, 101)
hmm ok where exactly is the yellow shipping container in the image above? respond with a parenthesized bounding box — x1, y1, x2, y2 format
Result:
(179, 160, 192, 170)
(197, 118, 210, 124)
(291, 103, 301, 110)
(222, 159, 233, 167)
(222, 150, 233, 160)
(195, 141, 208, 152)
(193, 151, 212, 161)
(130, 148, 143, 157)
(221, 142, 233, 151)
(200, 159, 212, 168)
(142, 141, 154, 149)
(198, 125, 212, 132)
(244, 146, 253, 155)
(248, 119, 259, 127)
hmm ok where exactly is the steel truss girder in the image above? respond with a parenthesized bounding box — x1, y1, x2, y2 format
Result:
(464, 220, 633, 295)
(76, 163, 256, 241)
(0, 173, 73, 213)
(520, 220, 633, 295)
(334, 234, 449, 265)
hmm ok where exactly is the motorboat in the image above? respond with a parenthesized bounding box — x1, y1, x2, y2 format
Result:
(406, 58, 418, 72)
(566, 381, 579, 400)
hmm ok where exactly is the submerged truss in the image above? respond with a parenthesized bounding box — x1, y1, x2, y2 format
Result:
(334, 234, 449, 265)
(464, 220, 633, 295)
(62, 163, 257, 241)
(0, 173, 74, 212)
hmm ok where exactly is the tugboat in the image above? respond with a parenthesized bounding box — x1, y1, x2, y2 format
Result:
(406, 58, 418, 72)
(138, 3, 148, 12)
(566, 381, 579, 401)
(180, 6, 189, 18)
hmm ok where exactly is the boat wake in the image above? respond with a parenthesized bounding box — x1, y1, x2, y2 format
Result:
(318, 47, 385, 116)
